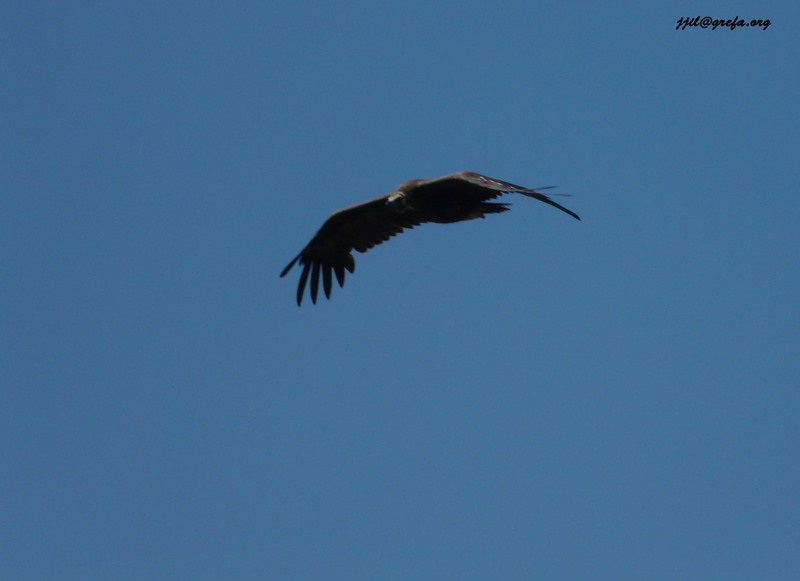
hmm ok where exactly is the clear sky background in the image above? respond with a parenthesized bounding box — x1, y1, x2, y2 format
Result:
(4, 1, 799, 579)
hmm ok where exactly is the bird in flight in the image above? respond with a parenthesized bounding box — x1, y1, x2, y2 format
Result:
(280, 171, 580, 305)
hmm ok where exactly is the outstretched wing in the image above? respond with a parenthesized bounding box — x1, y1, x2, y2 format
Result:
(433, 171, 581, 221)
(280, 195, 424, 305)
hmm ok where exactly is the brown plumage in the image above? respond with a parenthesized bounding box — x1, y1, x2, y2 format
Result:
(280, 171, 580, 305)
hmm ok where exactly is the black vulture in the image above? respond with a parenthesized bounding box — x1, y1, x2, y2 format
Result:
(280, 171, 580, 305)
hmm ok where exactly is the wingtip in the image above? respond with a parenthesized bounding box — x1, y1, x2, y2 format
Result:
(280, 253, 301, 278)
(533, 192, 581, 221)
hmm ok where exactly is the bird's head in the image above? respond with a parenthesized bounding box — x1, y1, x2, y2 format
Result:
(386, 192, 409, 212)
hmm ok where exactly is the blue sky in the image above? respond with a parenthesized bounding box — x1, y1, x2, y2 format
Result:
(3, 1, 799, 579)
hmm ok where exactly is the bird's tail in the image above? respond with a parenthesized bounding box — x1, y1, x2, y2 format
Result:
(480, 202, 510, 215)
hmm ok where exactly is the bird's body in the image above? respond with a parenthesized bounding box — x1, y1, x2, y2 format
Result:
(281, 171, 580, 305)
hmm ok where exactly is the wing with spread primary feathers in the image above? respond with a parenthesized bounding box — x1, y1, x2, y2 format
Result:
(280, 195, 424, 305)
